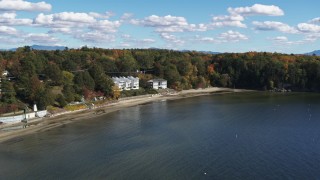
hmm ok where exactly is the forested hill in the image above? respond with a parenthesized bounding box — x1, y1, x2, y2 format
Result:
(1, 46, 320, 110)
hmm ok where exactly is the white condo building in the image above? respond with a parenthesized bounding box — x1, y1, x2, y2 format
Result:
(148, 79, 167, 89)
(112, 76, 139, 91)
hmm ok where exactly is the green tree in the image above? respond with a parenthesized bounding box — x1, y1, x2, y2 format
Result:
(117, 54, 138, 73)
(56, 94, 67, 107)
(89, 64, 114, 96)
(62, 71, 74, 85)
(219, 74, 231, 87)
(45, 63, 63, 85)
(35, 87, 55, 110)
(62, 85, 75, 103)
(1, 80, 16, 104)
(177, 59, 193, 76)
(164, 64, 181, 88)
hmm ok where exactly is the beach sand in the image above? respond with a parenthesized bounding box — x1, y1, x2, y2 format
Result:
(0, 87, 254, 143)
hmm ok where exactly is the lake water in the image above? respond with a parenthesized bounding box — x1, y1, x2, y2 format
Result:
(1, 92, 320, 179)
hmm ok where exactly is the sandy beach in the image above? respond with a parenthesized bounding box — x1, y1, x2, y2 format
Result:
(0, 87, 254, 143)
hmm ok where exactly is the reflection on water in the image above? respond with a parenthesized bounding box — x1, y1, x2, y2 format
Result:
(1, 93, 320, 179)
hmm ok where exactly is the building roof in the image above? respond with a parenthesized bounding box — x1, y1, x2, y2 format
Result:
(148, 78, 167, 82)
(112, 76, 139, 83)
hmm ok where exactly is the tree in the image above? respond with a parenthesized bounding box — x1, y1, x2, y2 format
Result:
(56, 94, 67, 107)
(62, 71, 74, 85)
(62, 85, 75, 103)
(62, 60, 77, 71)
(20, 59, 36, 78)
(45, 63, 63, 85)
(112, 85, 121, 100)
(27, 75, 44, 103)
(134, 51, 154, 69)
(1, 80, 16, 104)
(82, 71, 95, 90)
(268, 80, 274, 90)
(154, 62, 164, 77)
(192, 57, 206, 76)
(35, 87, 55, 110)
(117, 54, 138, 73)
(209, 72, 220, 87)
(177, 59, 193, 76)
(164, 64, 181, 88)
(89, 64, 114, 96)
(219, 74, 231, 87)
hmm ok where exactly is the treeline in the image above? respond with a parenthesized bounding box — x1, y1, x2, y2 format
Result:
(0, 46, 320, 111)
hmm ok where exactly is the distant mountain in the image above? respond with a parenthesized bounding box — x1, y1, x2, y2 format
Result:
(1, 45, 67, 51)
(181, 50, 221, 54)
(198, 51, 221, 55)
(30, 45, 67, 51)
(305, 50, 320, 56)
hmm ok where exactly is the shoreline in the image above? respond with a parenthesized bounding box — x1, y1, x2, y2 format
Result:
(0, 87, 254, 143)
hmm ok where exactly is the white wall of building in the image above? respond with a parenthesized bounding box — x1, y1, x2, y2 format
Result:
(148, 79, 167, 90)
(0, 111, 47, 124)
(112, 76, 139, 90)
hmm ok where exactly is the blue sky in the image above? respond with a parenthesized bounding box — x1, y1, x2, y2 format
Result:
(1, 0, 320, 53)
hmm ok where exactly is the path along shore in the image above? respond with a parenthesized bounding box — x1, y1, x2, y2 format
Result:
(0, 87, 254, 143)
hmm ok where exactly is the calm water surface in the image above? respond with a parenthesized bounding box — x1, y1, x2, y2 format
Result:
(1, 92, 320, 179)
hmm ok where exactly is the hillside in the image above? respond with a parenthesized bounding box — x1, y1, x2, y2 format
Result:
(305, 50, 320, 56)
(1, 47, 320, 113)
(5, 45, 67, 51)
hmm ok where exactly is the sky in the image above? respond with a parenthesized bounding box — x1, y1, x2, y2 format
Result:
(1, 0, 320, 53)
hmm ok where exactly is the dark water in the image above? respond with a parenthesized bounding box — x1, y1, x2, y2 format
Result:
(1, 92, 320, 179)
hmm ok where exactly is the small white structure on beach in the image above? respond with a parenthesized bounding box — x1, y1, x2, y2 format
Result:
(33, 104, 38, 112)
(112, 76, 139, 91)
(2, 70, 9, 77)
(148, 79, 167, 89)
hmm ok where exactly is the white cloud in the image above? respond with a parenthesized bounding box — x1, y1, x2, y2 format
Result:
(48, 27, 72, 34)
(89, 11, 114, 19)
(160, 33, 185, 45)
(309, 17, 320, 24)
(119, 42, 131, 47)
(253, 21, 298, 34)
(270, 36, 305, 45)
(0, 25, 18, 35)
(194, 36, 219, 43)
(0, 36, 21, 44)
(0, 0, 51, 12)
(213, 14, 244, 22)
(211, 14, 246, 28)
(121, 34, 131, 39)
(304, 34, 320, 42)
(140, 38, 155, 43)
(34, 12, 97, 28)
(228, 4, 284, 16)
(218, 30, 248, 42)
(271, 36, 288, 43)
(121, 13, 134, 20)
(34, 12, 122, 38)
(0, 12, 32, 26)
(120, 34, 155, 47)
(0, 12, 15, 19)
(89, 20, 121, 33)
(75, 31, 116, 43)
(140, 15, 188, 27)
(34, 13, 52, 25)
(132, 15, 207, 32)
(25, 33, 60, 44)
(194, 31, 247, 44)
(211, 21, 246, 28)
(52, 12, 96, 23)
(297, 23, 320, 33)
